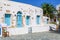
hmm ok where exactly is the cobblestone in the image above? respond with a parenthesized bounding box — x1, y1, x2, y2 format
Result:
(0, 32, 60, 40)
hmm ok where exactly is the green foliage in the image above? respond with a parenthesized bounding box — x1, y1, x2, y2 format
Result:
(50, 22, 56, 24)
(41, 3, 56, 19)
(58, 18, 60, 21)
(57, 11, 60, 24)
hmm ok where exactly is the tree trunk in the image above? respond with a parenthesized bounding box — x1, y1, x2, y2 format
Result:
(59, 20, 60, 29)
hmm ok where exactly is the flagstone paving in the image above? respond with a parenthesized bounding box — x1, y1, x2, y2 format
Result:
(0, 31, 60, 40)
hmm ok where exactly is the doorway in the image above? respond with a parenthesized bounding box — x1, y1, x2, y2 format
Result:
(17, 11, 22, 27)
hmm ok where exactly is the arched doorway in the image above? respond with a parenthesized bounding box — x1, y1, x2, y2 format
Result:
(17, 11, 22, 27)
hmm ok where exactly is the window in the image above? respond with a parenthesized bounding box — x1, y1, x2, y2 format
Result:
(46, 19, 49, 24)
(17, 11, 22, 27)
(36, 15, 40, 24)
(5, 14, 11, 26)
(26, 16, 30, 25)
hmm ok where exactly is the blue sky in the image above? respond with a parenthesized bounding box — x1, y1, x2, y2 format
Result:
(12, 0, 60, 7)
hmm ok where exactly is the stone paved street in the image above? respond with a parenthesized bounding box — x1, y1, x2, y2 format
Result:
(0, 31, 60, 40)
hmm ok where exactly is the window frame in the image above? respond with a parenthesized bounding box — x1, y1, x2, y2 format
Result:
(36, 15, 40, 24)
(4, 14, 11, 26)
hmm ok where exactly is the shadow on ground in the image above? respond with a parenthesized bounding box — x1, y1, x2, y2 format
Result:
(49, 30, 60, 34)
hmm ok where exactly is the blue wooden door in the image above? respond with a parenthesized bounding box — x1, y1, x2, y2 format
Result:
(17, 11, 22, 27)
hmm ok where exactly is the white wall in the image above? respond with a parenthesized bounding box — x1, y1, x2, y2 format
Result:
(0, 1, 43, 27)
(7, 27, 28, 36)
(7, 26, 50, 36)
(32, 26, 49, 33)
(0, 1, 51, 36)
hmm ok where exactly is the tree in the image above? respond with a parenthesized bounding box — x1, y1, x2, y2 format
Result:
(41, 3, 56, 19)
(57, 7, 60, 29)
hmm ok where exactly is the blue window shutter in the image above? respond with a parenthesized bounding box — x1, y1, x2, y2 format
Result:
(26, 16, 30, 25)
(5, 14, 11, 26)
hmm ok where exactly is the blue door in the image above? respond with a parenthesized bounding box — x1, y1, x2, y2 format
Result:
(36, 16, 40, 24)
(26, 16, 30, 25)
(5, 14, 11, 26)
(17, 11, 22, 27)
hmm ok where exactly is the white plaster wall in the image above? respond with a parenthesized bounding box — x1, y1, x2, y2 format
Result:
(7, 26, 50, 36)
(7, 27, 28, 36)
(32, 26, 49, 33)
(7, 26, 49, 36)
(42, 16, 50, 25)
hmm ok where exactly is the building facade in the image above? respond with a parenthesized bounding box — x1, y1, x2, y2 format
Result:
(0, 1, 50, 37)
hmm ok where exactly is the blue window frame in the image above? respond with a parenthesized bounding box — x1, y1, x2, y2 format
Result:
(26, 16, 30, 25)
(17, 11, 22, 27)
(5, 14, 11, 26)
(36, 15, 40, 24)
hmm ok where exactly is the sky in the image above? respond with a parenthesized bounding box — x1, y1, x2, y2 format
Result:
(11, 0, 60, 8)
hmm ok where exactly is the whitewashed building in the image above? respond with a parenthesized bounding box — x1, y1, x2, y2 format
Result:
(0, 1, 50, 37)
(56, 4, 60, 25)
